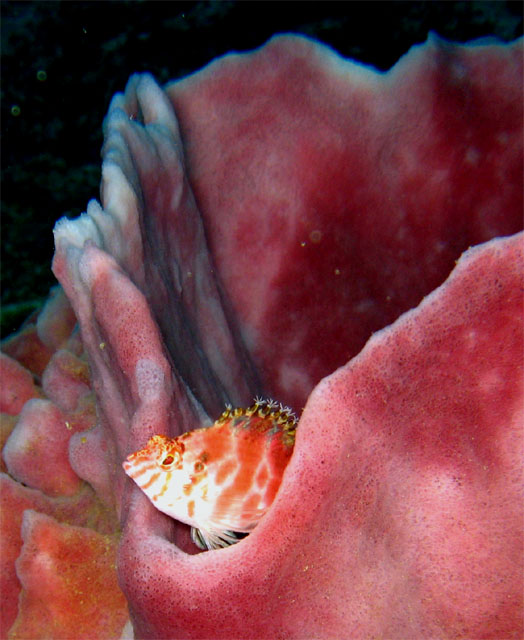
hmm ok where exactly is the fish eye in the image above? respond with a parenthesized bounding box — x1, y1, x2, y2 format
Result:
(160, 454, 175, 467)
(194, 460, 205, 473)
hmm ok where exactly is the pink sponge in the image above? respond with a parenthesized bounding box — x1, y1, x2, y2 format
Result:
(9, 510, 128, 639)
(2, 33, 523, 638)
(42, 348, 91, 412)
(119, 232, 522, 639)
(167, 34, 523, 411)
(0, 353, 41, 415)
(2, 325, 53, 379)
(3, 398, 84, 497)
(0, 474, 119, 636)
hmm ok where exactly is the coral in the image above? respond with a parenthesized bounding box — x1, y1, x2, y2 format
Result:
(0, 293, 127, 637)
(9, 511, 128, 640)
(2, 34, 522, 638)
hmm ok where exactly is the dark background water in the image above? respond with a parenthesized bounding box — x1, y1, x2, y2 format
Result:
(1, 0, 522, 336)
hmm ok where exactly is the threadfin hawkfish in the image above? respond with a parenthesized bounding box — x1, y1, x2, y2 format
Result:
(122, 398, 297, 550)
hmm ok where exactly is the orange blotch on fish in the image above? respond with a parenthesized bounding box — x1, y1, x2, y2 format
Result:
(141, 472, 161, 490)
(215, 459, 237, 485)
(255, 464, 269, 488)
(122, 398, 298, 550)
(243, 492, 263, 514)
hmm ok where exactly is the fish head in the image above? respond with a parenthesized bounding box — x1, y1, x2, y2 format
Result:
(122, 434, 205, 526)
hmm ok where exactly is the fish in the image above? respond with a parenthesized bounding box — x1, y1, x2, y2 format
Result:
(122, 397, 298, 550)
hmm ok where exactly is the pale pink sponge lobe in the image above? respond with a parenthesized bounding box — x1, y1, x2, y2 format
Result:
(41, 348, 91, 412)
(3, 398, 83, 497)
(0, 353, 41, 415)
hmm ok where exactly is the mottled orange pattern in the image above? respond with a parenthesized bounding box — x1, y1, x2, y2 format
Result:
(123, 399, 297, 549)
